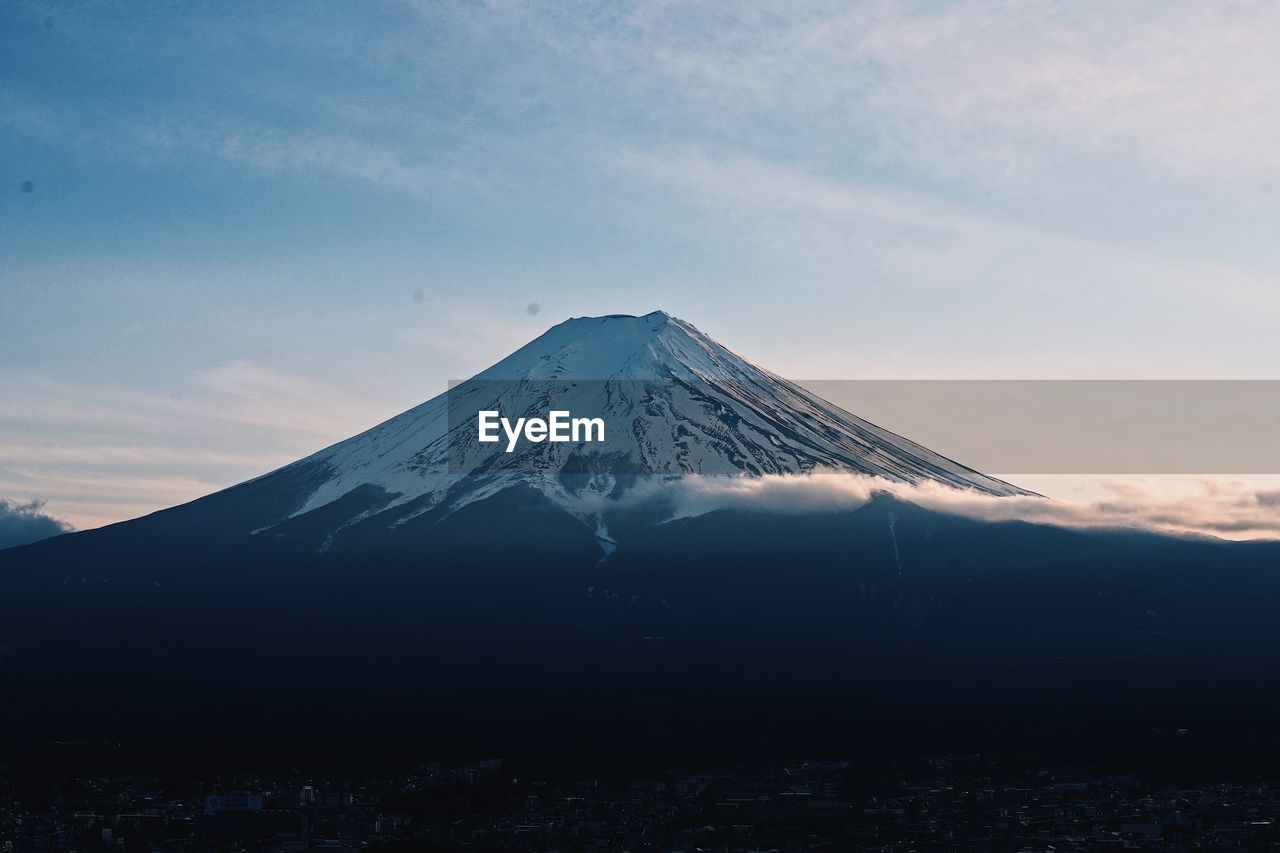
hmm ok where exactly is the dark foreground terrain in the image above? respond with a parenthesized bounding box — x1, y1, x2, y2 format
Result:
(7, 745, 1280, 851)
(5, 487, 1280, 849)
(4, 489, 1280, 745)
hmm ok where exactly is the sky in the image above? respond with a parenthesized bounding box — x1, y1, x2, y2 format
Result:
(2, 0, 1279, 531)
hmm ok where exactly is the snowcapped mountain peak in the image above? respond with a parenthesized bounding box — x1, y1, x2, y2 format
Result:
(255, 312, 1030, 536)
(475, 310, 734, 383)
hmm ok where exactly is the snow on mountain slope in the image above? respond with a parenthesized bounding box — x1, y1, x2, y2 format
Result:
(253, 311, 1029, 534)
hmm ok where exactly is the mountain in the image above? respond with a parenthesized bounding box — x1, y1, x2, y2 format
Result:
(233, 310, 1025, 545)
(2, 312, 1279, 762)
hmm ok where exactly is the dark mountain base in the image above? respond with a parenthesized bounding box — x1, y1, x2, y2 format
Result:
(3, 491, 1280, 778)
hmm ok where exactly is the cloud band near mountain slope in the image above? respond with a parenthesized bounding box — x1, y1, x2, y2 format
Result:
(594, 474, 1280, 542)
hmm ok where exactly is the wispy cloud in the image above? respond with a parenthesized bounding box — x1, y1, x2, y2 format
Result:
(13, 0, 1280, 208)
(605, 473, 1280, 541)
(120, 117, 470, 201)
(0, 362, 396, 529)
(615, 147, 1280, 377)
(603, 0, 1280, 190)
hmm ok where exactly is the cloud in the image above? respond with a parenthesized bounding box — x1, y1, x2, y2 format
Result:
(120, 118, 461, 201)
(602, 0, 1280, 190)
(589, 473, 1280, 541)
(614, 148, 1280, 374)
(13, 0, 1280, 212)
(0, 362, 398, 531)
(0, 498, 72, 550)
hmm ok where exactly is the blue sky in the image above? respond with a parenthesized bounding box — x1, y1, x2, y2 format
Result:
(3, 0, 1279, 528)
